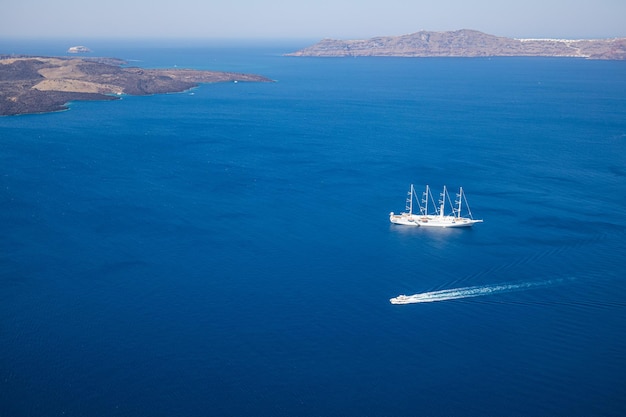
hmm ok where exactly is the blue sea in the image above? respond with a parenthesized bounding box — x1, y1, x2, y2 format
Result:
(1, 40, 626, 416)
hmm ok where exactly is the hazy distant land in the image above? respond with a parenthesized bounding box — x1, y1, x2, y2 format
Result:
(287, 29, 626, 59)
(0, 56, 273, 116)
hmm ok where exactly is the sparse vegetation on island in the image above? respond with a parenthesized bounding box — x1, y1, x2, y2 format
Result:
(0, 56, 273, 116)
(286, 29, 626, 59)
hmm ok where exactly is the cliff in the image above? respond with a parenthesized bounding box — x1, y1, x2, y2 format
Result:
(0, 56, 273, 116)
(286, 29, 626, 60)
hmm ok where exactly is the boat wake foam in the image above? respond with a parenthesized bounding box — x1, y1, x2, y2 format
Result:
(390, 279, 567, 304)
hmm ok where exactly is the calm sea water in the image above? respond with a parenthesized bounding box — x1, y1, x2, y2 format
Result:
(1, 40, 626, 416)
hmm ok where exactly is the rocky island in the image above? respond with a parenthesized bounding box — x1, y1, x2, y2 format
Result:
(0, 56, 273, 116)
(286, 29, 626, 60)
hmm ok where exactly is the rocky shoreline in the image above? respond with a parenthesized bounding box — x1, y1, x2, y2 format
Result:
(286, 29, 626, 60)
(0, 56, 273, 116)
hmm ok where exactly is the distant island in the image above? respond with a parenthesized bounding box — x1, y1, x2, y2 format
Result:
(286, 29, 626, 60)
(0, 56, 273, 116)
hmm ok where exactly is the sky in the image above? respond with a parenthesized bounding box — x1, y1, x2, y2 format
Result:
(3, 0, 625, 40)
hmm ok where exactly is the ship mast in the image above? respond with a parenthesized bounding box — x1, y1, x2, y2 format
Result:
(421, 185, 430, 216)
(456, 187, 464, 219)
(439, 185, 447, 218)
(406, 184, 414, 215)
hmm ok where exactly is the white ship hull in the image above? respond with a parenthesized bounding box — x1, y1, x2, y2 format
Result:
(390, 295, 412, 304)
(415, 216, 483, 228)
(389, 212, 420, 226)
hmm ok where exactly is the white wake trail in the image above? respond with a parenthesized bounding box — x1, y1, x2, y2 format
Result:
(390, 279, 564, 304)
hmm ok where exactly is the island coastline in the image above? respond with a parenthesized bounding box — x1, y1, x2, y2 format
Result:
(286, 29, 626, 60)
(0, 55, 273, 116)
